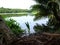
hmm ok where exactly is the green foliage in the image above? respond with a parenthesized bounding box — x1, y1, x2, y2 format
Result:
(34, 23, 56, 33)
(0, 7, 29, 13)
(34, 0, 52, 4)
(32, 0, 59, 20)
(33, 0, 60, 33)
(47, 17, 60, 33)
(34, 16, 60, 33)
(5, 19, 24, 36)
(25, 22, 30, 34)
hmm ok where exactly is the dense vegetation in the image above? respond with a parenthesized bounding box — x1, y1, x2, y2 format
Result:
(0, 7, 29, 13)
(5, 19, 24, 37)
(0, 0, 60, 45)
(32, 0, 60, 33)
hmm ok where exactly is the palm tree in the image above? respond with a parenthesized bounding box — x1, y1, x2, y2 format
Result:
(32, 0, 60, 20)
(32, 0, 60, 33)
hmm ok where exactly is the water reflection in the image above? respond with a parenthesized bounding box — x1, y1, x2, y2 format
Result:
(6, 15, 48, 33)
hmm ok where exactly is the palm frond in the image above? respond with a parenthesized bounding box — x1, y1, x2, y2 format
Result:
(31, 4, 41, 11)
(34, 0, 52, 4)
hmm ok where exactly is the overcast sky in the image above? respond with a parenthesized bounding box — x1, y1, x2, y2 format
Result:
(0, 0, 36, 9)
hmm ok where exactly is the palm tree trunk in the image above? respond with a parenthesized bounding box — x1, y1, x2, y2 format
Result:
(53, 8, 60, 21)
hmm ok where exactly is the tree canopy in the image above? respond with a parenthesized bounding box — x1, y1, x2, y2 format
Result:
(32, 0, 60, 33)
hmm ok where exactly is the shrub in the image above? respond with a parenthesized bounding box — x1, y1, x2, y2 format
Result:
(5, 19, 24, 36)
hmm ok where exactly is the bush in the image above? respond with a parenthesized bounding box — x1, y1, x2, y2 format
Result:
(5, 19, 24, 36)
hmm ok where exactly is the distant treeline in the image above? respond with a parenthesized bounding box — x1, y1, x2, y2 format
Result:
(0, 7, 29, 13)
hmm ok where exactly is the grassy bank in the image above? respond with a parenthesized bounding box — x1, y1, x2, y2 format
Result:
(0, 13, 28, 17)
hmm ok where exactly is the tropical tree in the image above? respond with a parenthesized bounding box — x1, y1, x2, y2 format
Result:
(32, 0, 60, 33)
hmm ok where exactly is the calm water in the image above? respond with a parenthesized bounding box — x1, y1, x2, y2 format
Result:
(6, 15, 48, 33)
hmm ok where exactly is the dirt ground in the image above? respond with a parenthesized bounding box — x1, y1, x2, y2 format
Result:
(10, 32, 60, 45)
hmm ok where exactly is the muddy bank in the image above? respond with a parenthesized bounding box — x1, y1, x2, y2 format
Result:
(10, 32, 60, 45)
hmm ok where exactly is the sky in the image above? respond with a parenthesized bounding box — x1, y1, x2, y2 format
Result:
(0, 0, 36, 9)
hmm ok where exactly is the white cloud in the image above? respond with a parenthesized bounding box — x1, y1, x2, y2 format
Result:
(0, 0, 36, 9)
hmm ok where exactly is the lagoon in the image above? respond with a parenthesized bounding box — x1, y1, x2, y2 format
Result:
(6, 15, 48, 33)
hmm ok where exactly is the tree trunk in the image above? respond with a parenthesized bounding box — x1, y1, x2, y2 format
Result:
(0, 15, 15, 45)
(53, 8, 60, 21)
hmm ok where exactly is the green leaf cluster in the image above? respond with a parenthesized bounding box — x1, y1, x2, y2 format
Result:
(5, 19, 24, 36)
